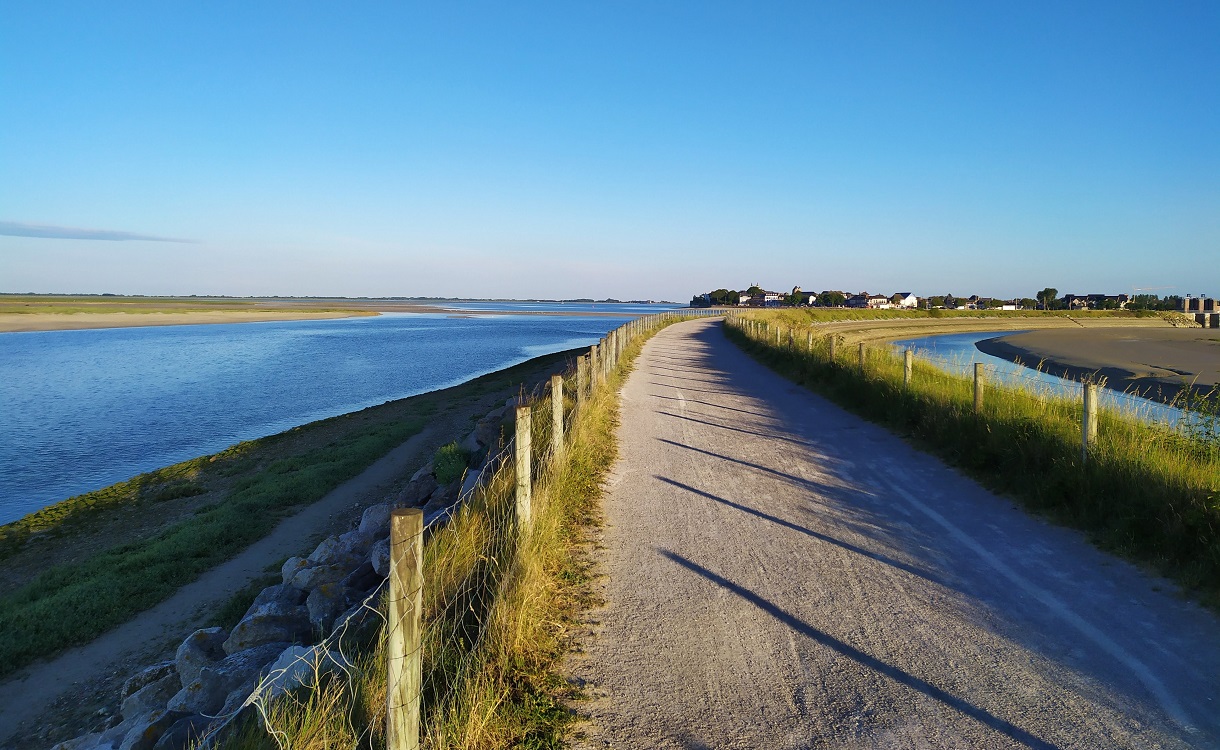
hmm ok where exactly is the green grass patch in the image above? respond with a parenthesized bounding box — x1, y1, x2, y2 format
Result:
(727, 315, 1220, 607)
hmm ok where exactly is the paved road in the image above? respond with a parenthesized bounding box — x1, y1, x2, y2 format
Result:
(569, 318, 1220, 749)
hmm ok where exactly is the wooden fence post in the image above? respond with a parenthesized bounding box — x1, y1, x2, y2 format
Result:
(807, 331, 813, 351)
(576, 356, 587, 408)
(515, 406, 532, 530)
(904, 349, 913, 388)
(387, 509, 423, 750)
(1082, 382, 1098, 462)
(858, 343, 866, 369)
(551, 374, 563, 460)
(974, 363, 985, 413)
(589, 344, 599, 390)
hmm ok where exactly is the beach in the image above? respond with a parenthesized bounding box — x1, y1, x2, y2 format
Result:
(977, 327, 1220, 403)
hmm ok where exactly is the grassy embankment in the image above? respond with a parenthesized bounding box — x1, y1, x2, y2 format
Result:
(216, 313, 683, 749)
(728, 310, 1220, 606)
(0, 350, 576, 679)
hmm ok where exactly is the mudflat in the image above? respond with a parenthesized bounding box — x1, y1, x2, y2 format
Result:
(978, 327, 1220, 403)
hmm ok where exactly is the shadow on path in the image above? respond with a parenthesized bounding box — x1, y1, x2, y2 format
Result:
(656, 476, 950, 588)
(660, 550, 1060, 750)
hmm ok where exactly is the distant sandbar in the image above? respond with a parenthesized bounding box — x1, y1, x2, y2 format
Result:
(0, 297, 647, 333)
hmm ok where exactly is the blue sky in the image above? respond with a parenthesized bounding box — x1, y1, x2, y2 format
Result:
(1, 2, 1216, 301)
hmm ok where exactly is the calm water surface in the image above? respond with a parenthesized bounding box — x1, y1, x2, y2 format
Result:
(0, 309, 674, 524)
(891, 331, 1192, 427)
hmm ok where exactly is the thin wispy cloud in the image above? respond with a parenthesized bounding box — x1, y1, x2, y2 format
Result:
(0, 221, 195, 243)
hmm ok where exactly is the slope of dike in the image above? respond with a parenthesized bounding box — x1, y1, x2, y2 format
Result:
(0, 348, 579, 749)
(976, 327, 1220, 405)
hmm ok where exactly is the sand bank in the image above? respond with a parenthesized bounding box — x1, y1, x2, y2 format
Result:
(0, 310, 377, 333)
(977, 327, 1220, 404)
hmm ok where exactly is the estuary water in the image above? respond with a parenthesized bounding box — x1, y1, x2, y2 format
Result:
(0, 307, 674, 524)
(890, 331, 1192, 427)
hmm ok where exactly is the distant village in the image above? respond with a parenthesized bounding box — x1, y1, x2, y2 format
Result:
(691, 285, 1208, 313)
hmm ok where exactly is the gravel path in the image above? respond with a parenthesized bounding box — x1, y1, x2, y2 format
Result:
(569, 318, 1220, 749)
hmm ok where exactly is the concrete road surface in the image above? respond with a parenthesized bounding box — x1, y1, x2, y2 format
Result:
(568, 318, 1220, 749)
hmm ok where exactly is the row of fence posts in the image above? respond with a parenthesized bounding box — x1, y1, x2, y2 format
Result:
(385, 307, 719, 749)
(733, 317, 1107, 471)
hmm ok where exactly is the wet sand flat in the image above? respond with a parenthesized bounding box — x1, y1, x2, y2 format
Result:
(978, 327, 1220, 402)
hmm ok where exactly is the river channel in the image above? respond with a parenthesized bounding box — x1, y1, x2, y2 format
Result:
(890, 331, 1194, 428)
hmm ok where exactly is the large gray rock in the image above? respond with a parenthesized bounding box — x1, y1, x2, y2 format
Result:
(51, 733, 104, 750)
(307, 535, 344, 564)
(306, 582, 352, 632)
(396, 474, 437, 508)
(167, 643, 287, 715)
(337, 528, 376, 559)
(250, 582, 307, 610)
(340, 560, 381, 595)
(281, 555, 309, 585)
(222, 600, 312, 654)
(459, 464, 485, 499)
(257, 645, 352, 700)
(174, 628, 227, 688)
(409, 461, 434, 483)
(473, 414, 503, 450)
(422, 482, 457, 514)
(287, 562, 350, 592)
(370, 538, 391, 577)
(331, 599, 383, 648)
(151, 715, 212, 750)
(459, 428, 482, 456)
(121, 673, 180, 722)
(81, 719, 134, 750)
(121, 662, 176, 701)
(118, 710, 186, 750)
(358, 503, 391, 536)
(216, 676, 259, 718)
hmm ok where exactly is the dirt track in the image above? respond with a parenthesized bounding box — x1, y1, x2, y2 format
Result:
(569, 318, 1220, 749)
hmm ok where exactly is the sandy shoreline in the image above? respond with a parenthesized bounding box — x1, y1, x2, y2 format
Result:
(977, 328, 1220, 404)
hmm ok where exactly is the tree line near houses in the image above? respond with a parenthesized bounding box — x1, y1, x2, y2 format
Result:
(692, 284, 1192, 312)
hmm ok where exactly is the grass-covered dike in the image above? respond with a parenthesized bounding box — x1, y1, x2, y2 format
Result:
(727, 312, 1220, 608)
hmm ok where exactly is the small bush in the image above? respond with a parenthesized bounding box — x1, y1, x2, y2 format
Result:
(433, 442, 469, 485)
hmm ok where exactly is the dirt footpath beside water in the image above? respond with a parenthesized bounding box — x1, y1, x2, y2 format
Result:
(978, 327, 1220, 402)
